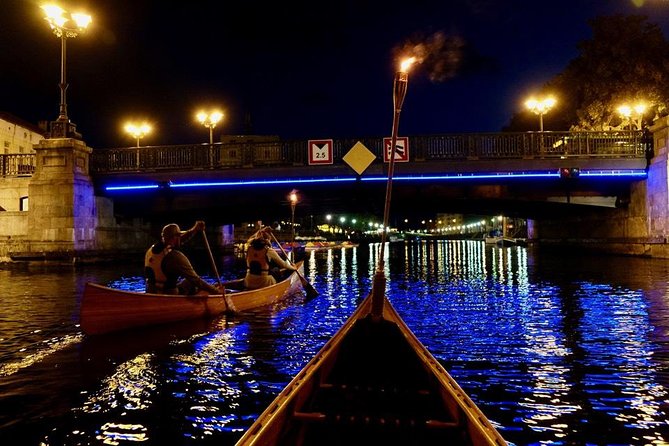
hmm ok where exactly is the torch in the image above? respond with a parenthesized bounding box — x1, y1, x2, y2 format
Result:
(371, 56, 416, 317)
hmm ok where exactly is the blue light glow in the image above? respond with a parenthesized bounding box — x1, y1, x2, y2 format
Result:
(103, 169, 648, 192)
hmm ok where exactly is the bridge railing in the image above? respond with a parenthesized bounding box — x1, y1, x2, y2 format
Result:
(0, 154, 36, 177)
(85, 130, 653, 174)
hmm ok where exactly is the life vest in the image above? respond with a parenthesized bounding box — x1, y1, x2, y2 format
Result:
(246, 245, 270, 275)
(144, 244, 173, 291)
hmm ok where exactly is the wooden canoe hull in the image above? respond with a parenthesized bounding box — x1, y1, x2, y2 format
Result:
(235, 291, 507, 446)
(80, 261, 304, 335)
(226, 261, 304, 312)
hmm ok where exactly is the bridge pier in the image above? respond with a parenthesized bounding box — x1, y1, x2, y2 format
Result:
(0, 138, 150, 263)
(531, 118, 669, 257)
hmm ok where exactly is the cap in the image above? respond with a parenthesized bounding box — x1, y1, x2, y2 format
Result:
(161, 223, 185, 240)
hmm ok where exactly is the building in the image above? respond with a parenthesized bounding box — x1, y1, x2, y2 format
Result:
(0, 111, 45, 154)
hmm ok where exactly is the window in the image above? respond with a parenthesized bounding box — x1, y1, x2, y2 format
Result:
(20, 196, 29, 211)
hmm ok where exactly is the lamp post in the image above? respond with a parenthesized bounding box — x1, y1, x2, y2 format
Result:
(124, 122, 151, 168)
(617, 102, 647, 130)
(124, 122, 152, 147)
(372, 56, 416, 317)
(525, 96, 556, 132)
(289, 190, 298, 262)
(196, 110, 224, 145)
(41, 4, 91, 139)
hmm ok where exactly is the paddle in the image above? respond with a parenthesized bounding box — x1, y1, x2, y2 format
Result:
(202, 230, 222, 287)
(267, 230, 319, 299)
(202, 230, 235, 311)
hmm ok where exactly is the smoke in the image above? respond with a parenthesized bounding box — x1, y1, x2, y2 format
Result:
(393, 31, 465, 83)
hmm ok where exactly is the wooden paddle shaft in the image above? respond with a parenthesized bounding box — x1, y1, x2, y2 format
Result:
(268, 231, 318, 297)
(202, 230, 222, 286)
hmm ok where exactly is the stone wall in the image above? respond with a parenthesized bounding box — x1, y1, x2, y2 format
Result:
(0, 137, 151, 263)
(0, 177, 29, 211)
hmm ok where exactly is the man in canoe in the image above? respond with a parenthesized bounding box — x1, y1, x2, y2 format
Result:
(244, 227, 295, 290)
(145, 221, 223, 295)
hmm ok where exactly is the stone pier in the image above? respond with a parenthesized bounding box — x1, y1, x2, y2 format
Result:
(0, 137, 150, 263)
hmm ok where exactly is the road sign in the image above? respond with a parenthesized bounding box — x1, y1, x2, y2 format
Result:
(308, 139, 333, 165)
(383, 137, 409, 162)
(343, 141, 376, 175)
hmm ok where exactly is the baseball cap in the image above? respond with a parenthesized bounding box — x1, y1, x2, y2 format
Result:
(161, 223, 186, 240)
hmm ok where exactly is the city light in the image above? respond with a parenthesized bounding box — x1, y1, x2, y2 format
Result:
(124, 122, 152, 147)
(288, 189, 298, 260)
(41, 3, 92, 138)
(103, 169, 648, 192)
(525, 96, 556, 132)
(617, 102, 647, 130)
(196, 110, 224, 145)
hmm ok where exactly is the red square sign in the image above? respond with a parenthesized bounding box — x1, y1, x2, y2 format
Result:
(383, 137, 409, 163)
(308, 139, 333, 165)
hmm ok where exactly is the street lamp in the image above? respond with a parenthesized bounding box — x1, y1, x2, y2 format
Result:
(124, 122, 152, 147)
(41, 4, 92, 138)
(196, 110, 224, 145)
(617, 102, 647, 130)
(288, 190, 298, 261)
(525, 96, 556, 132)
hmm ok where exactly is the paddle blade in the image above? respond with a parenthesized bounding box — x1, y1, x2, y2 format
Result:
(301, 276, 319, 300)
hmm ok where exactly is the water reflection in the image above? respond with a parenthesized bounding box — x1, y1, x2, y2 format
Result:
(1, 242, 668, 445)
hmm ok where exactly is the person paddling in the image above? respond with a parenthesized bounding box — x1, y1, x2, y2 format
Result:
(144, 221, 223, 295)
(243, 227, 295, 290)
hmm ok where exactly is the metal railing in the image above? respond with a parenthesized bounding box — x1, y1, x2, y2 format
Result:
(2, 131, 650, 177)
(90, 131, 649, 174)
(0, 154, 36, 177)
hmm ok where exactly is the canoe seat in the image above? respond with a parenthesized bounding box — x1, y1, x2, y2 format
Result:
(277, 317, 473, 444)
(292, 409, 459, 429)
(287, 409, 468, 445)
(291, 382, 463, 436)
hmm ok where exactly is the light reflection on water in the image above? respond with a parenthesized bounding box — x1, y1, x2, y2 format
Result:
(0, 241, 668, 445)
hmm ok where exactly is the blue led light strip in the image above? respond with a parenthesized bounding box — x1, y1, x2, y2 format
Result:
(104, 169, 647, 191)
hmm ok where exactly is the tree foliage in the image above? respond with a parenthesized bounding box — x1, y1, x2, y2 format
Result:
(505, 14, 669, 131)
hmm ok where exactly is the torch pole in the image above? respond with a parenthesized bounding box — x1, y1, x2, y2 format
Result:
(371, 68, 409, 318)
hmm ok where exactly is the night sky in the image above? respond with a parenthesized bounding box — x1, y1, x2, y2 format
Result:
(2, 0, 669, 149)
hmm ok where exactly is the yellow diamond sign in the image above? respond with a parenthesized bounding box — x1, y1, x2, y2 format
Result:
(343, 141, 376, 175)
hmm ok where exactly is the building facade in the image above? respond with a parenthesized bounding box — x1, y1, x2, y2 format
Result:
(0, 112, 45, 154)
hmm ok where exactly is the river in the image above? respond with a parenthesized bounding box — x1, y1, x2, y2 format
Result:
(0, 240, 668, 445)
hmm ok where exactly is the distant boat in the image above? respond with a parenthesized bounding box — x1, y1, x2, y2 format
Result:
(304, 241, 359, 252)
(485, 237, 526, 247)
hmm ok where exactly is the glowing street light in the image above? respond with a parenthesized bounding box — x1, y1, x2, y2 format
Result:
(525, 96, 556, 132)
(124, 122, 152, 147)
(41, 3, 92, 138)
(288, 190, 298, 261)
(196, 110, 224, 145)
(617, 102, 647, 130)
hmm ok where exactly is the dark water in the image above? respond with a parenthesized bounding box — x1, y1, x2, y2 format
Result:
(0, 241, 668, 445)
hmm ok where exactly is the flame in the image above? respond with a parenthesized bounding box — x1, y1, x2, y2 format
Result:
(399, 57, 417, 73)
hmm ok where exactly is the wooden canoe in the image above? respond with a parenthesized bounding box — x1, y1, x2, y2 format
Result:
(234, 287, 507, 446)
(80, 261, 305, 335)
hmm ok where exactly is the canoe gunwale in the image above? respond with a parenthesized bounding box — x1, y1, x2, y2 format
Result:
(234, 292, 507, 445)
(80, 261, 305, 335)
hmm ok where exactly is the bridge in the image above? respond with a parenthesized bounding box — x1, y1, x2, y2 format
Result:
(82, 130, 649, 222)
(3, 127, 666, 262)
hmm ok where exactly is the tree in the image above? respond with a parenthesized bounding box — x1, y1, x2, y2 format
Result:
(505, 14, 669, 131)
